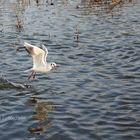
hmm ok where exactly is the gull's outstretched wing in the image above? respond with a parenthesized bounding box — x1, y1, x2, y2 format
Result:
(42, 44, 48, 62)
(24, 42, 46, 68)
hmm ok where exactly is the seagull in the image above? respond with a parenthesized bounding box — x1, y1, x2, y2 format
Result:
(23, 42, 58, 80)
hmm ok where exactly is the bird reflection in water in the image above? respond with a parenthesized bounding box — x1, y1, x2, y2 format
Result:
(27, 97, 55, 134)
(33, 100, 54, 121)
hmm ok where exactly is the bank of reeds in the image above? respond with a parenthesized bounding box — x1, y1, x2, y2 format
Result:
(79, 0, 136, 14)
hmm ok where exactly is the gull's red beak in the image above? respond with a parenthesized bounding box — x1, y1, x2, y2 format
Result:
(53, 64, 60, 70)
(56, 64, 60, 67)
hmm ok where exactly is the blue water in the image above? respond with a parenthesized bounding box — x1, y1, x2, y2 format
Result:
(0, 0, 140, 140)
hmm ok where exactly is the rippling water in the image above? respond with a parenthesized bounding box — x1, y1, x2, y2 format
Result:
(0, 0, 140, 140)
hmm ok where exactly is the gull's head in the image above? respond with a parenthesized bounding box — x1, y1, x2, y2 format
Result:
(50, 62, 58, 70)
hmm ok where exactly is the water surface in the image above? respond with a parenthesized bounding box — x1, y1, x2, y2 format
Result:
(0, 0, 140, 140)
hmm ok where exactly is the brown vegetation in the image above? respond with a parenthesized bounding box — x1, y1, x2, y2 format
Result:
(80, 0, 136, 15)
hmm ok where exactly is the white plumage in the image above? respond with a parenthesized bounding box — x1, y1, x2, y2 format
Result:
(24, 42, 57, 80)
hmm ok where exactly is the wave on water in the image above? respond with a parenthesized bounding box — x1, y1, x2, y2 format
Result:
(0, 76, 31, 90)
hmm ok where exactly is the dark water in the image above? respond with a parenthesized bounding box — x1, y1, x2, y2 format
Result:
(0, 0, 140, 140)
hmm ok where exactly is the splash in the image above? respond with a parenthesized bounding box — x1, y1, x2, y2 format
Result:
(0, 76, 31, 90)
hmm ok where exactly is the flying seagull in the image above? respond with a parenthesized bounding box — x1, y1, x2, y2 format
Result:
(24, 42, 58, 80)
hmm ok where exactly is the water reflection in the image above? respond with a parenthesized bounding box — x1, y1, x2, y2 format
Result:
(33, 100, 54, 121)
(27, 97, 54, 134)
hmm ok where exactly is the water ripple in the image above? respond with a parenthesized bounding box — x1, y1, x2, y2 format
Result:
(0, 0, 140, 140)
